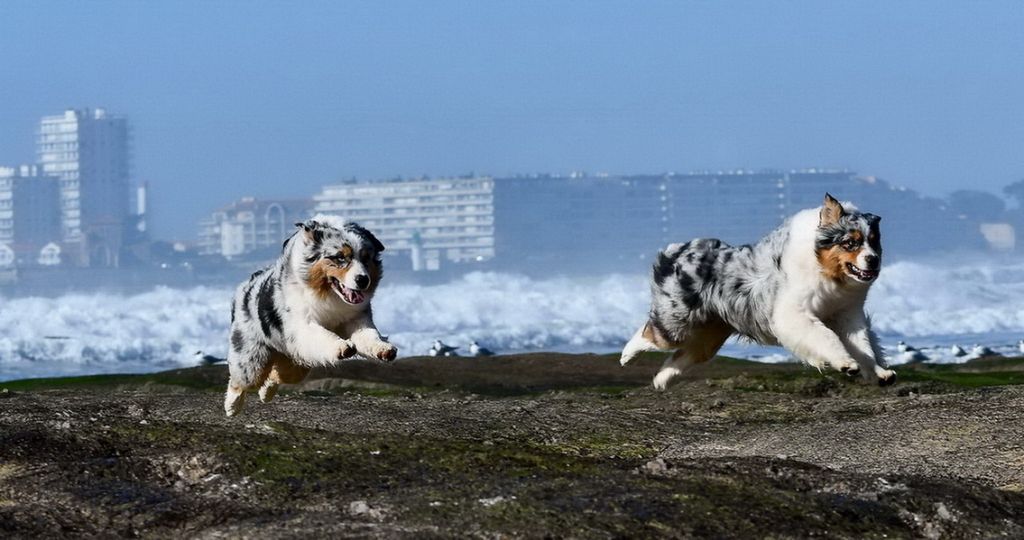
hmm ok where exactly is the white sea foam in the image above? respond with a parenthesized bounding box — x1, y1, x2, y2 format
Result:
(1, 258, 1023, 380)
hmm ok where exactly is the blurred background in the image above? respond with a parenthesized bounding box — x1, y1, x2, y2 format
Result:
(1, 1, 1022, 379)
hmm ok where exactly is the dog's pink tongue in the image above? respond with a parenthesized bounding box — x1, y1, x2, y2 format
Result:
(345, 288, 365, 304)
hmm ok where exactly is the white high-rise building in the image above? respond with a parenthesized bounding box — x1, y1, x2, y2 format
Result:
(37, 108, 131, 266)
(313, 177, 495, 270)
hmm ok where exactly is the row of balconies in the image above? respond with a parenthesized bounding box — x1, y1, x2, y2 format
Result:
(317, 186, 493, 201)
(320, 180, 492, 197)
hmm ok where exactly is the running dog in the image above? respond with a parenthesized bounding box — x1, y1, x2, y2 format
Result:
(620, 194, 896, 390)
(224, 215, 397, 416)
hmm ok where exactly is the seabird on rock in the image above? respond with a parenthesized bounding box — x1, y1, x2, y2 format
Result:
(194, 351, 225, 365)
(971, 344, 998, 358)
(897, 349, 929, 364)
(896, 340, 918, 353)
(432, 339, 459, 357)
(469, 340, 495, 357)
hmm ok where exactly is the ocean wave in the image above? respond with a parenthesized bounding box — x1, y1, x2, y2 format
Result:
(1, 258, 1023, 379)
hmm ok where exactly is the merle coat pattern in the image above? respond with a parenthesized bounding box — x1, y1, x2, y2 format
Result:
(224, 215, 397, 416)
(621, 194, 896, 390)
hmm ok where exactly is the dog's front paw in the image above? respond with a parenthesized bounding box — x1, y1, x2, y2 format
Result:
(372, 342, 398, 362)
(876, 368, 897, 387)
(652, 367, 681, 391)
(830, 358, 860, 377)
(337, 340, 357, 360)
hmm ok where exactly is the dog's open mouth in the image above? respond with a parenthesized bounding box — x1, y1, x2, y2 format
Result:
(845, 263, 878, 282)
(330, 277, 366, 305)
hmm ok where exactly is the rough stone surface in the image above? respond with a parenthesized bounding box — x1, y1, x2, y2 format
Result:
(1, 353, 1023, 538)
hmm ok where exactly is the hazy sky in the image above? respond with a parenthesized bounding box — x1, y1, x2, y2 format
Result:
(1, 1, 1023, 239)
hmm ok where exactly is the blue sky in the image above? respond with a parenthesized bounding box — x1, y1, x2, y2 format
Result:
(1, 1, 1023, 239)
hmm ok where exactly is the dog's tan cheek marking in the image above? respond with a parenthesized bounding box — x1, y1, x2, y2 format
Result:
(817, 246, 860, 283)
(307, 259, 348, 299)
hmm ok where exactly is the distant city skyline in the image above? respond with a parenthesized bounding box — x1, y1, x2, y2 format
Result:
(1, 1, 1023, 239)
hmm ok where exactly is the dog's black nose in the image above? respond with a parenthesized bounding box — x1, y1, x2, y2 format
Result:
(354, 274, 370, 289)
(864, 255, 880, 270)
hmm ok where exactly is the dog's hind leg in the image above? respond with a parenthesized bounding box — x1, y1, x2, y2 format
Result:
(652, 323, 731, 391)
(259, 354, 311, 403)
(225, 340, 272, 417)
(621, 321, 670, 366)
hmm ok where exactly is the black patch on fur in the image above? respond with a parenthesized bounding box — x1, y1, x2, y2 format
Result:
(653, 251, 676, 286)
(815, 224, 846, 250)
(256, 278, 283, 338)
(677, 271, 702, 310)
(773, 253, 782, 270)
(650, 314, 675, 344)
(345, 222, 386, 253)
(231, 328, 245, 353)
(732, 279, 746, 294)
(865, 214, 883, 253)
(241, 283, 255, 321)
(695, 250, 718, 282)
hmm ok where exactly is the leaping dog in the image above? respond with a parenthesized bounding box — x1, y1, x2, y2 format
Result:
(621, 193, 896, 390)
(224, 215, 397, 416)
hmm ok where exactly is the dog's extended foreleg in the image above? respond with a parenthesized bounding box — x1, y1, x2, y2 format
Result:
(833, 309, 897, 386)
(287, 321, 357, 366)
(344, 311, 398, 362)
(773, 306, 861, 375)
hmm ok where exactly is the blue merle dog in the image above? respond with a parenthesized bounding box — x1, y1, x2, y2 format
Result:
(620, 193, 896, 390)
(224, 215, 397, 416)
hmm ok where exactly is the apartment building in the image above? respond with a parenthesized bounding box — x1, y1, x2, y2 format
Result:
(197, 197, 312, 258)
(312, 177, 494, 270)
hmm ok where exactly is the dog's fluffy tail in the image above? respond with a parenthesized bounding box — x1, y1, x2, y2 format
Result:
(620, 322, 662, 366)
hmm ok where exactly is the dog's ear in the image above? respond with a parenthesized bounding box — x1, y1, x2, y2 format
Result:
(820, 193, 846, 226)
(365, 230, 385, 252)
(345, 223, 385, 252)
(295, 220, 324, 243)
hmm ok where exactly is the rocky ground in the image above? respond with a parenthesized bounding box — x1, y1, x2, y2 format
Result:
(2, 353, 1024, 538)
